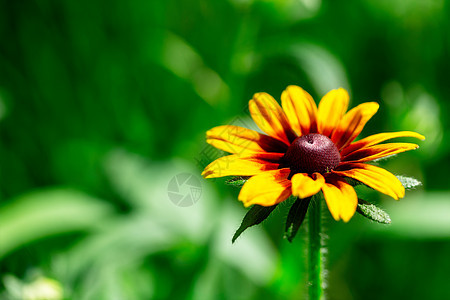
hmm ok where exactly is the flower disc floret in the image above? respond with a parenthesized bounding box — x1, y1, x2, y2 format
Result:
(283, 134, 341, 175)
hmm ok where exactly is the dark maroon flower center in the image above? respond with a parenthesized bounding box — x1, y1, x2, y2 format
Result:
(282, 133, 341, 175)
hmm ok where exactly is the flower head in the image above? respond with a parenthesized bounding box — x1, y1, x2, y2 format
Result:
(202, 86, 424, 222)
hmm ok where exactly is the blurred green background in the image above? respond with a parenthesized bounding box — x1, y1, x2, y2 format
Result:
(0, 0, 449, 299)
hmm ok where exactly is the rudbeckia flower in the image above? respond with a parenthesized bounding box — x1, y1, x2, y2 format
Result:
(202, 86, 424, 222)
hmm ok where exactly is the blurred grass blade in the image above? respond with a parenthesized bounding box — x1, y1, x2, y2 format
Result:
(356, 198, 391, 224)
(367, 192, 450, 239)
(213, 202, 278, 285)
(0, 188, 113, 258)
(232, 204, 277, 243)
(284, 197, 311, 242)
(288, 43, 350, 96)
(159, 32, 229, 105)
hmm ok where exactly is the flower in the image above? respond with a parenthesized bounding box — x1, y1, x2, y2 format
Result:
(202, 86, 424, 222)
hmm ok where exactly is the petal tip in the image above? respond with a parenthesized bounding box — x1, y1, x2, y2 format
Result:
(341, 216, 351, 223)
(332, 214, 341, 221)
(252, 92, 268, 101)
(370, 102, 380, 110)
(242, 201, 252, 208)
(238, 193, 250, 206)
(397, 190, 405, 200)
(336, 87, 349, 95)
(286, 85, 303, 92)
(341, 212, 355, 222)
(201, 169, 213, 178)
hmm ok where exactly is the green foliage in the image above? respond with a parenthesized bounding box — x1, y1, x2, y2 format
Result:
(232, 204, 278, 243)
(397, 175, 422, 189)
(225, 176, 249, 188)
(0, 189, 112, 258)
(0, 0, 448, 299)
(284, 196, 311, 242)
(356, 198, 391, 224)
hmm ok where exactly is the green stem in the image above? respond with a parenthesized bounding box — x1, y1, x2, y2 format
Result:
(308, 197, 323, 300)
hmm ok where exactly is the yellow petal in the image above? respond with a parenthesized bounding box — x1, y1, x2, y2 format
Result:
(201, 153, 283, 178)
(238, 168, 292, 207)
(281, 85, 318, 136)
(291, 172, 324, 199)
(250, 92, 297, 145)
(317, 88, 349, 137)
(331, 102, 379, 150)
(333, 163, 405, 200)
(321, 177, 357, 222)
(321, 182, 341, 221)
(341, 131, 425, 157)
(332, 179, 358, 222)
(343, 142, 419, 162)
(206, 125, 288, 156)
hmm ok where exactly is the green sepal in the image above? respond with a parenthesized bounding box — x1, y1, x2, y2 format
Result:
(396, 175, 422, 189)
(226, 176, 249, 188)
(232, 204, 277, 243)
(284, 196, 311, 243)
(356, 198, 391, 224)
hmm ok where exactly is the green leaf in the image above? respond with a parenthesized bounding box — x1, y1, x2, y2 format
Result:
(226, 176, 249, 188)
(396, 175, 422, 189)
(373, 154, 397, 162)
(356, 198, 391, 224)
(284, 197, 311, 243)
(232, 204, 277, 243)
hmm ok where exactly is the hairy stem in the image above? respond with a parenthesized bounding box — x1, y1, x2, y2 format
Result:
(308, 197, 323, 300)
